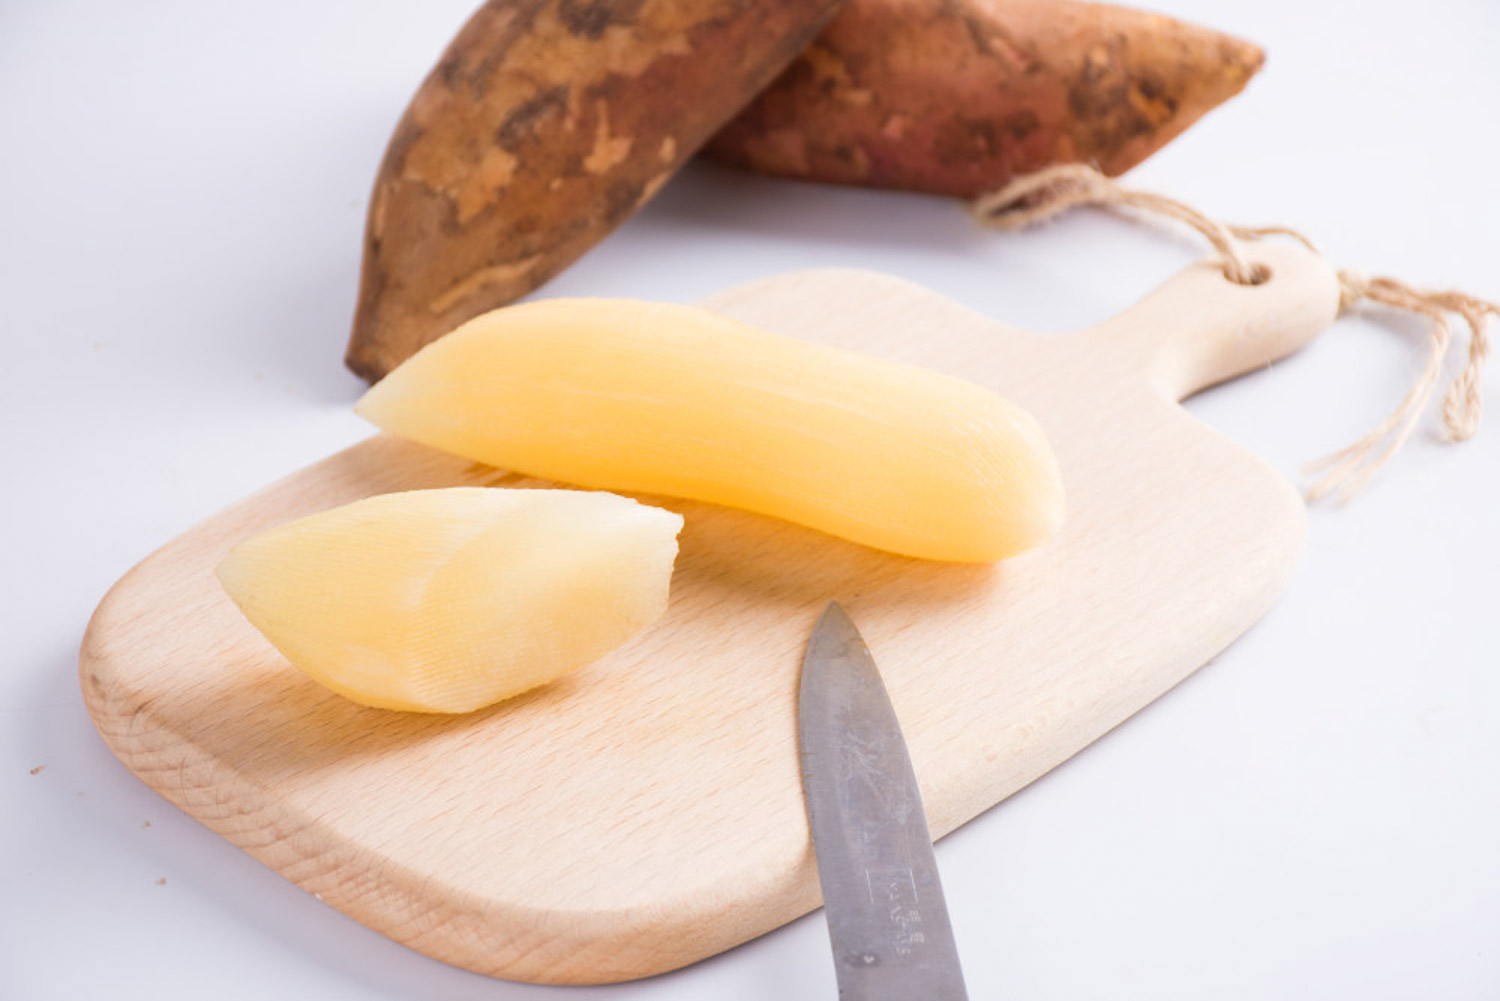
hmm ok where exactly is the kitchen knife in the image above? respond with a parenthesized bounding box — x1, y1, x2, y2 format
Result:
(798, 601, 969, 1001)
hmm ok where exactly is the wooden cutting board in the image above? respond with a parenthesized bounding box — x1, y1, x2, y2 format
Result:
(81, 240, 1339, 985)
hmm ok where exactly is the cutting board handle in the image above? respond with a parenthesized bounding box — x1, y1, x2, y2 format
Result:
(1082, 237, 1341, 402)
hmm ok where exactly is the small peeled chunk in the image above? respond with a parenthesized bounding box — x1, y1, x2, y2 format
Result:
(215, 487, 683, 713)
(356, 298, 1065, 562)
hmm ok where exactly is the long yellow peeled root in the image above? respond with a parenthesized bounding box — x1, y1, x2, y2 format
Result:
(357, 299, 1064, 562)
(215, 487, 683, 713)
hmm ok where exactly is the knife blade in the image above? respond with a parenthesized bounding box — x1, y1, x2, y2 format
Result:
(798, 600, 969, 1001)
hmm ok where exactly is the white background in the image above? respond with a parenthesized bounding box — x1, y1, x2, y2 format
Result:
(3, 2, 1497, 999)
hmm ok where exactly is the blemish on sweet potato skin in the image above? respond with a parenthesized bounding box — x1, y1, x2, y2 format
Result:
(704, 0, 1264, 199)
(347, 0, 844, 383)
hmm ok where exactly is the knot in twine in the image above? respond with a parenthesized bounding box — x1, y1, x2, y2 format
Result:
(971, 163, 1497, 503)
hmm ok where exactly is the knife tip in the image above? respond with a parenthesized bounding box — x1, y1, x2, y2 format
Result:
(809, 600, 866, 657)
(814, 599, 851, 633)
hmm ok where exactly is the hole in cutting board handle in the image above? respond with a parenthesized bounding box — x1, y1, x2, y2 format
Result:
(1087, 239, 1340, 402)
(1230, 262, 1272, 286)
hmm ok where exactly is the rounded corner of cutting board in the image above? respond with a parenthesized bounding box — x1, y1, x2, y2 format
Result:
(78, 559, 161, 734)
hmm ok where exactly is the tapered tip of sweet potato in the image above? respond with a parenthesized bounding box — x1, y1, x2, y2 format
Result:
(344, 172, 557, 385)
(345, 339, 387, 385)
(346, 247, 427, 385)
(1092, 17, 1265, 178)
(346, 293, 387, 384)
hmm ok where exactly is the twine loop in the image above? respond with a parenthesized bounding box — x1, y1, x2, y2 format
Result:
(971, 164, 1496, 502)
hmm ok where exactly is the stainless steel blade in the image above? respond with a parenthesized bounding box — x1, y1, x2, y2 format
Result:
(798, 601, 969, 1001)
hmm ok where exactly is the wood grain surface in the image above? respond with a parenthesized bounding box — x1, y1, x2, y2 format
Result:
(80, 241, 1339, 984)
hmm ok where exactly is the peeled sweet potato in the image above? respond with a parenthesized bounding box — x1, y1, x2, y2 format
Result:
(347, 0, 844, 382)
(704, 0, 1264, 198)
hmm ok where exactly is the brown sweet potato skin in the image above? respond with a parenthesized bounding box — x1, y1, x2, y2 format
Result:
(704, 0, 1264, 198)
(348, 0, 845, 382)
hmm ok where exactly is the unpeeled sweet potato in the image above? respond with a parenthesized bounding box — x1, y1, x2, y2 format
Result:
(347, 0, 844, 382)
(704, 0, 1264, 198)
